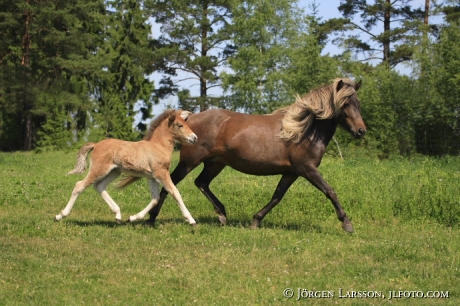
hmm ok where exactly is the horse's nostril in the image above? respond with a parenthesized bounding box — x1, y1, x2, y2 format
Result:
(358, 128, 365, 136)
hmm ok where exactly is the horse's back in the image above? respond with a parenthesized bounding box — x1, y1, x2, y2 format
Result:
(182, 109, 291, 174)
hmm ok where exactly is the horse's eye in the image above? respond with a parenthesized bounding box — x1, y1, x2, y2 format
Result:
(177, 124, 183, 128)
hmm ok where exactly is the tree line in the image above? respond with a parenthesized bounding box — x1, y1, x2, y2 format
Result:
(0, 0, 459, 156)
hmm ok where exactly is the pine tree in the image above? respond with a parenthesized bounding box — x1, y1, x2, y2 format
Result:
(89, 0, 155, 140)
(147, 0, 236, 112)
(321, 0, 425, 68)
(0, 0, 107, 151)
(221, 0, 338, 113)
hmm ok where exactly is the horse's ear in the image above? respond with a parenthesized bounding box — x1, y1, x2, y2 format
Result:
(180, 110, 192, 121)
(336, 79, 344, 92)
(355, 80, 362, 91)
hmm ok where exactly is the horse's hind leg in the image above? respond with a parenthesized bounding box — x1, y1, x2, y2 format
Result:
(55, 174, 97, 221)
(252, 175, 297, 228)
(127, 179, 160, 222)
(93, 170, 122, 223)
(194, 161, 227, 225)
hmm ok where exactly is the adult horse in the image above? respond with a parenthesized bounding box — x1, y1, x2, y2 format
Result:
(120, 78, 366, 232)
(55, 109, 198, 225)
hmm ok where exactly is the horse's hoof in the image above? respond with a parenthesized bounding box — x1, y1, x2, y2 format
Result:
(54, 215, 62, 222)
(191, 222, 197, 227)
(342, 221, 354, 233)
(126, 219, 131, 223)
(251, 219, 261, 229)
(218, 215, 227, 226)
(116, 219, 122, 225)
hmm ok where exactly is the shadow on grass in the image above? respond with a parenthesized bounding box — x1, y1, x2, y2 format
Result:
(63, 216, 324, 233)
(155, 216, 325, 233)
(66, 220, 124, 228)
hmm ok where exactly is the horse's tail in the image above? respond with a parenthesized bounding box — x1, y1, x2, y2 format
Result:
(116, 175, 141, 189)
(67, 142, 96, 175)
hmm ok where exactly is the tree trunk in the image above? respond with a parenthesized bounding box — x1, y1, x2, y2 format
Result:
(200, 0, 209, 112)
(424, 0, 430, 26)
(22, 2, 34, 150)
(382, 0, 391, 65)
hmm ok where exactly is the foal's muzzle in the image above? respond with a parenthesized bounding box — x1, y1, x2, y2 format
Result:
(187, 133, 198, 144)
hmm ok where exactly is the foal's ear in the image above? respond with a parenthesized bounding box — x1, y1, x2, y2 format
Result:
(168, 109, 177, 125)
(355, 80, 362, 91)
(336, 79, 344, 92)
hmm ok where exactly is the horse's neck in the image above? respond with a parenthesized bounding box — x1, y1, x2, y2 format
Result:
(302, 118, 338, 147)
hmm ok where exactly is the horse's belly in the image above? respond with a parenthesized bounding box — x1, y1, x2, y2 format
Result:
(222, 155, 291, 176)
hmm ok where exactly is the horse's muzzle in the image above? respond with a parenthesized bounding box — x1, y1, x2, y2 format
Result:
(355, 127, 366, 138)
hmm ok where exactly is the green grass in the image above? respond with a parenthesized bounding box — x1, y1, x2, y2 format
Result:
(0, 151, 459, 305)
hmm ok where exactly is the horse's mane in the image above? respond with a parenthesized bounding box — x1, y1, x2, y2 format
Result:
(275, 78, 357, 143)
(143, 109, 175, 140)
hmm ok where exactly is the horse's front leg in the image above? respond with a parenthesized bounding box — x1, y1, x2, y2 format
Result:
(156, 170, 196, 226)
(127, 179, 160, 222)
(301, 166, 354, 233)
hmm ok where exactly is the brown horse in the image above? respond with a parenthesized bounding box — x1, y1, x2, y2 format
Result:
(120, 78, 366, 232)
(55, 109, 198, 225)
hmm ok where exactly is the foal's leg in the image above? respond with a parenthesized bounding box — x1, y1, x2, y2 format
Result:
(127, 179, 160, 222)
(156, 169, 196, 225)
(194, 161, 227, 225)
(55, 173, 98, 221)
(148, 160, 198, 224)
(93, 170, 123, 223)
(251, 174, 298, 228)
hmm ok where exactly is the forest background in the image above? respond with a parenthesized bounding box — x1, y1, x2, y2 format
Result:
(0, 0, 459, 158)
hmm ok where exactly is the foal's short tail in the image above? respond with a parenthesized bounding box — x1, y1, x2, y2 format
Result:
(67, 142, 96, 175)
(116, 176, 141, 189)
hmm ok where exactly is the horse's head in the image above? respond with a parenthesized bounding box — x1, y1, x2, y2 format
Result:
(169, 110, 198, 144)
(335, 80, 367, 139)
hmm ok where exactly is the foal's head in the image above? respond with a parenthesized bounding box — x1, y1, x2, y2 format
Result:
(335, 80, 367, 139)
(168, 110, 198, 144)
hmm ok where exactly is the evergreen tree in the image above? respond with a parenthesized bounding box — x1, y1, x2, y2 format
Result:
(147, 0, 236, 112)
(321, 0, 425, 68)
(221, 0, 338, 113)
(0, 0, 107, 151)
(90, 0, 155, 140)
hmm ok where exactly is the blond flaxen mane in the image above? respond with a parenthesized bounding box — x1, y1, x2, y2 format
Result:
(276, 78, 357, 143)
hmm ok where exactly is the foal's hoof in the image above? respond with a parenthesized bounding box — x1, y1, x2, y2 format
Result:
(342, 221, 354, 233)
(218, 215, 227, 226)
(116, 219, 123, 225)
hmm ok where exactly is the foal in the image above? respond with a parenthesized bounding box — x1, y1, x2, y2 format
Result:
(54, 109, 198, 225)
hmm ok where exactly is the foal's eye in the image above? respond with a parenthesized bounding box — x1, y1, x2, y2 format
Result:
(177, 124, 183, 128)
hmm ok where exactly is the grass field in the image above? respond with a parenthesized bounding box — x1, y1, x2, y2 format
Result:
(0, 151, 459, 305)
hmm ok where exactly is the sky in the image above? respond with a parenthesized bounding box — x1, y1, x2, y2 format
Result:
(148, 0, 435, 116)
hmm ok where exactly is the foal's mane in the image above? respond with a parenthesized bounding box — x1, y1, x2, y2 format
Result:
(143, 109, 175, 140)
(275, 78, 357, 143)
